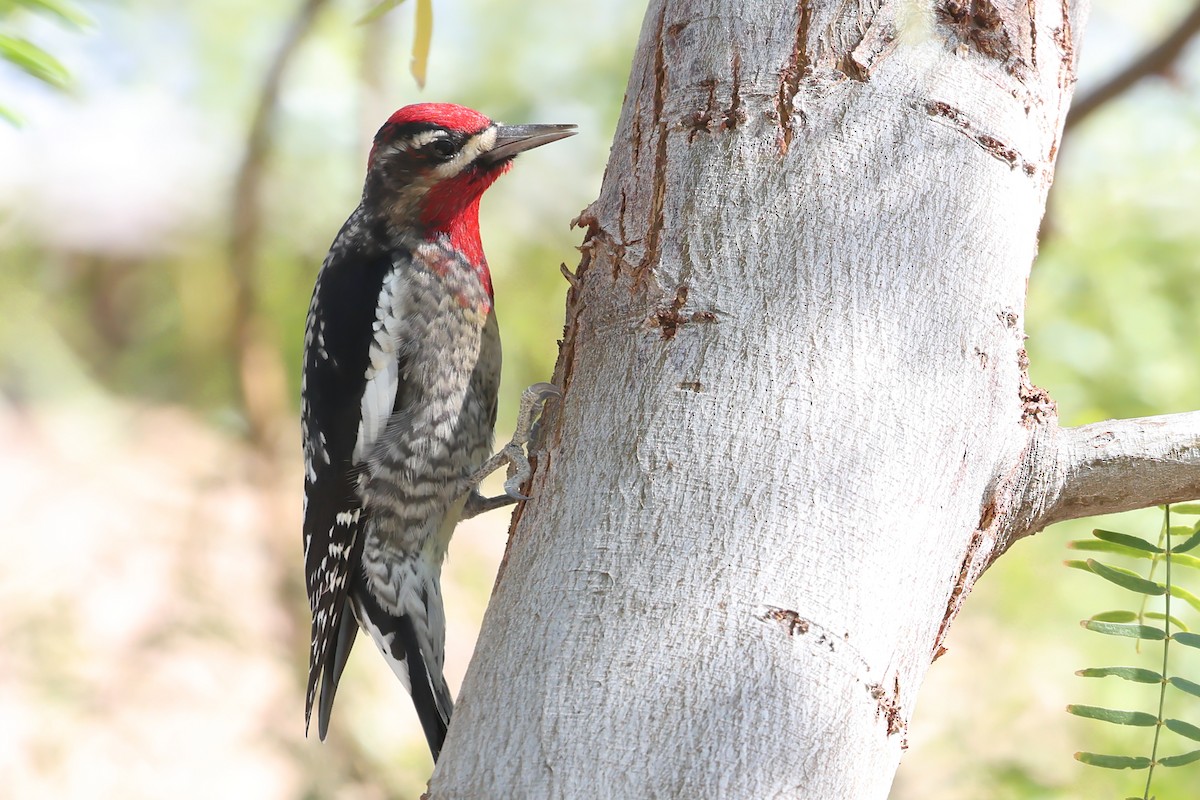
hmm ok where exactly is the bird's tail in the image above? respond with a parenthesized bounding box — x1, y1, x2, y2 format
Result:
(395, 612, 452, 760)
(354, 588, 453, 760)
(305, 599, 358, 740)
(317, 611, 358, 740)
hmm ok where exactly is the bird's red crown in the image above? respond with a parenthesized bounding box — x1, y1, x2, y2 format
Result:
(383, 103, 492, 133)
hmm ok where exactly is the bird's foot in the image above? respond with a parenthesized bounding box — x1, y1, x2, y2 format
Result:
(462, 382, 561, 519)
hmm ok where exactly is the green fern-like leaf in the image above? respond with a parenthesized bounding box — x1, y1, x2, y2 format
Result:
(1093, 529, 1163, 553)
(1164, 718, 1200, 742)
(1066, 705, 1158, 726)
(1172, 531, 1200, 555)
(1069, 539, 1155, 560)
(1068, 505, 1200, 796)
(1076, 666, 1162, 683)
(1158, 749, 1200, 767)
(1171, 585, 1200, 614)
(1074, 752, 1152, 769)
(1167, 677, 1200, 700)
(1087, 560, 1167, 596)
(1082, 620, 1167, 640)
(1143, 611, 1189, 631)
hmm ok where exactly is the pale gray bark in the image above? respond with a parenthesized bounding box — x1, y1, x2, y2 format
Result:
(429, 1, 1199, 797)
(1020, 412, 1200, 533)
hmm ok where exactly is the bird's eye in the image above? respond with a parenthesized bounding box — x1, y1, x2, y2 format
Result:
(429, 138, 457, 160)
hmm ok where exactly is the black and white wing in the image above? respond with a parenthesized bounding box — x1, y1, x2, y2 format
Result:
(301, 215, 401, 739)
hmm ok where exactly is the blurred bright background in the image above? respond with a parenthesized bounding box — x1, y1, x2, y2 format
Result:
(0, 1, 1197, 798)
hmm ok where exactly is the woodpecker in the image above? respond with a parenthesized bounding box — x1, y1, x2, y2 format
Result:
(301, 103, 574, 760)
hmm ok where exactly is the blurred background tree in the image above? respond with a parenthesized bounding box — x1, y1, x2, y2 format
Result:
(0, 1, 1196, 798)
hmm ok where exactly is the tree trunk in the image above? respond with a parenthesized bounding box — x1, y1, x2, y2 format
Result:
(430, 1, 1200, 797)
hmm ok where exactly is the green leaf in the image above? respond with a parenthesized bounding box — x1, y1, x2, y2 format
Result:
(410, 0, 432, 88)
(1076, 666, 1162, 683)
(1173, 631, 1200, 649)
(1074, 752, 1151, 769)
(357, 0, 409, 25)
(1143, 611, 1189, 632)
(1066, 705, 1158, 726)
(1169, 525, 1193, 538)
(1089, 610, 1139, 623)
(1064, 559, 1094, 571)
(0, 102, 22, 127)
(1168, 503, 1200, 515)
(1093, 529, 1162, 553)
(1068, 540, 1154, 560)
(1087, 559, 1166, 596)
(1167, 676, 1200, 700)
(1171, 530, 1200, 554)
(1171, 585, 1200, 615)
(1164, 717, 1200, 741)
(1174, 553, 1200, 570)
(0, 34, 69, 88)
(1083, 620, 1166, 640)
(22, 0, 93, 29)
(1159, 749, 1200, 767)
(1142, 614, 1190, 633)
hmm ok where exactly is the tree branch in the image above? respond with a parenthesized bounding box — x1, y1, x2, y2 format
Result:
(1033, 412, 1200, 530)
(1065, 2, 1200, 131)
(228, 0, 330, 447)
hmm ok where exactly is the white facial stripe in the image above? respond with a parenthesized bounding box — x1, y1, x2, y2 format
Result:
(433, 125, 498, 179)
(410, 130, 445, 149)
(386, 129, 447, 156)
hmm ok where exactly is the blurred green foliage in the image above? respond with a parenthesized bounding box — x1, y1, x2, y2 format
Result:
(1, 0, 1198, 798)
(0, 0, 90, 122)
(0, 1, 642, 796)
(0, 0, 642, 439)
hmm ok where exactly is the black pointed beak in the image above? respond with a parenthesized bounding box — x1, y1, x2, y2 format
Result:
(478, 123, 576, 166)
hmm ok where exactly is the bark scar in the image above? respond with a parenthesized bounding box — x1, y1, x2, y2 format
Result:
(684, 54, 745, 141)
(1017, 347, 1056, 426)
(637, 5, 671, 288)
(1053, 0, 1075, 88)
(723, 52, 745, 130)
(760, 606, 811, 637)
(922, 101, 1043, 178)
(776, 0, 811, 154)
(647, 284, 719, 340)
(868, 674, 907, 741)
(932, 526, 985, 661)
(684, 78, 718, 142)
(756, 605, 842, 654)
(1026, 0, 1037, 69)
(846, 5, 898, 81)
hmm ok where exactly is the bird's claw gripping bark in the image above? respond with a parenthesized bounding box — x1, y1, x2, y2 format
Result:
(462, 382, 561, 518)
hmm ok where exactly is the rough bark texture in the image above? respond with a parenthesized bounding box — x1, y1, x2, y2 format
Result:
(426, 1, 1192, 797)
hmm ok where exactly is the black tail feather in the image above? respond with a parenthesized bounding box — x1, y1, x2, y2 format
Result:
(394, 612, 451, 760)
(317, 610, 359, 741)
